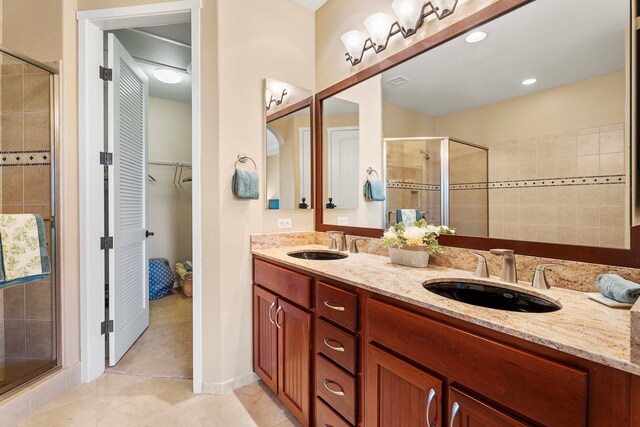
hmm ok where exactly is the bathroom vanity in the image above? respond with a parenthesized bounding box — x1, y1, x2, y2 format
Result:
(252, 246, 640, 427)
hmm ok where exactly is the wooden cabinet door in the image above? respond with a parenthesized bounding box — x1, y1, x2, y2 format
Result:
(253, 286, 278, 393)
(365, 344, 443, 427)
(448, 387, 530, 427)
(277, 299, 311, 427)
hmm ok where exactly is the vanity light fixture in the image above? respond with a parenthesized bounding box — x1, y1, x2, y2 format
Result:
(265, 88, 288, 111)
(465, 31, 487, 43)
(153, 68, 182, 84)
(521, 78, 538, 86)
(341, 0, 459, 66)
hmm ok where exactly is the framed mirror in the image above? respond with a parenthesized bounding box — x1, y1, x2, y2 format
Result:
(265, 79, 313, 210)
(316, 0, 640, 267)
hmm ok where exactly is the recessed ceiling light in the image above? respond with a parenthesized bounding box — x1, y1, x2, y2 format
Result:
(465, 31, 487, 44)
(153, 68, 182, 84)
(521, 78, 538, 86)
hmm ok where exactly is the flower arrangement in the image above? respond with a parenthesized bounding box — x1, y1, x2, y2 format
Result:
(382, 219, 455, 256)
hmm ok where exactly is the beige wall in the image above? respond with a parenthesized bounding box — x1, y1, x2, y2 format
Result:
(383, 102, 435, 138)
(2, 0, 315, 390)
(148, 97, 192, 270)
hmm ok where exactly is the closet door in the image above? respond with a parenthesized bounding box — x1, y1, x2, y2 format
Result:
(107, 33, 150, 365)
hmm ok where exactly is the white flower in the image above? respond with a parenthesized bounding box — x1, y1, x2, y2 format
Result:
(383, 229, 397, 240)
(425, 225, 439, 236)
(403, 226, 427, 246)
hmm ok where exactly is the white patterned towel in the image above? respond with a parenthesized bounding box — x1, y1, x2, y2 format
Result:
(0, 214, 43, 281)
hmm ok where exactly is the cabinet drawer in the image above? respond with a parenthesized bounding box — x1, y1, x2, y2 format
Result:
(316, 355, 357, 425)
(316, 282, 357, 332)
(367, 299, 587, 427)
(254, 259, 311, 308)
(316, 397, 352, 427)
(317, 318, 357, 374)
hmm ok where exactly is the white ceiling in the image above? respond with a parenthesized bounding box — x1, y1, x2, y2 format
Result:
(293, 0, 328, 11)
(382, 0, 629, 117)
(111, 23, 192, 103)
(324, 97, 359, 115)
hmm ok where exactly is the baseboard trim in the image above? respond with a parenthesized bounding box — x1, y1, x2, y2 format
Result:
(201, 372, 259, 395)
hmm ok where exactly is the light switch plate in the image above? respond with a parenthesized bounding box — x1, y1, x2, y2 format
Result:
(337, 217, 348, 225)
(278, 218, 292, 229)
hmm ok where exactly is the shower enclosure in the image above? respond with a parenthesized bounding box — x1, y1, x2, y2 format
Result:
(0, 46, 59, 397)
(384, 137, 489, 237)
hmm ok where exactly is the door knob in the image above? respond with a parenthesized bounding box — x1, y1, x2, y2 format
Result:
(146, 230, 155, 238)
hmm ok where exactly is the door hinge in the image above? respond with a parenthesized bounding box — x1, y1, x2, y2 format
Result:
(100, 152, 113, 166)
(101, 319, 114, 335)
(100, 236, 114, 250)
(99, 66, 113, 81)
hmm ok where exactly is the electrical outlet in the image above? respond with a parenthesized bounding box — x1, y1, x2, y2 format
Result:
(278, 218, 292, 229)
(337, 217, 348, 225)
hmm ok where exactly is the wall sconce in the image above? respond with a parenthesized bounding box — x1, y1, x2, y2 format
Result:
(265, 88, 288, 111)
(341, 0, 459, 66)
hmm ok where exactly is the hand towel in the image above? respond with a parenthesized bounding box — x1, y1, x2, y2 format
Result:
(596, 274, 640, 304)
(0, 214, 50, 290)
(397, 209, 419, 225)
(232, 169, 259, 200)
(364, 179, 385, 201)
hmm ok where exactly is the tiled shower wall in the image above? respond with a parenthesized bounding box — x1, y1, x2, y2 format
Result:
(449, 141, 488, 237)
(0, 61, 54, 365)
(487, 123, 626, 247)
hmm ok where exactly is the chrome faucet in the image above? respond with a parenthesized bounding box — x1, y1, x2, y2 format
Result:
(490, 249, 517, 283)
(327, 231, 347, 251)
(349, 238, 366, 253)
(532, 263, 566, 290)
(471, 252, 489, 278)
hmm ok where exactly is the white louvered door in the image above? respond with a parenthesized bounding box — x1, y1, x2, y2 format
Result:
(107, 34, 149, 366)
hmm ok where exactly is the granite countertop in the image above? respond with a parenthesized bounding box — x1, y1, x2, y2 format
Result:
(252, 244, 640, 377)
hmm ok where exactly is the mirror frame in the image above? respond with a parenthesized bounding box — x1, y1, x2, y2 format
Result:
(315, 0, 640, 268)
(266, 95, 314, 210)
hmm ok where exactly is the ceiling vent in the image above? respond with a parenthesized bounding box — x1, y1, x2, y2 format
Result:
(386, 75, 410, 86)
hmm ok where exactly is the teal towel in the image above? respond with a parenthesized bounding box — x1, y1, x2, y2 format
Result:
(232, 169, 259, 200)
(0, 214, 51, 290)
(596, 274, 640, 304)
(364, 179, 385, 201)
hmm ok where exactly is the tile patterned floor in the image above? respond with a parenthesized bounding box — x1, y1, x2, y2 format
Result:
(16, 374, 301, 427)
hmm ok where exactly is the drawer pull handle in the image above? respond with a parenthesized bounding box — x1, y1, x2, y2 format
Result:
(268, 302, 276, 325)
(274, 306, 283, 329)
(323, 300, 346, 312)
(323, 337, 345, 352)
(449, 402, 460, 427)
(426, 388, 436, 427)
(323, 379, 345, 396)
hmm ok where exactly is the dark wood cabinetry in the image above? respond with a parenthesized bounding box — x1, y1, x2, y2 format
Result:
(252, 256, 640, 427)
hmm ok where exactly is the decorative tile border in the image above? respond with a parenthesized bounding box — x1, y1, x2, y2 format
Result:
(0, 151, 51, 167)
(387, 181, 440, 191)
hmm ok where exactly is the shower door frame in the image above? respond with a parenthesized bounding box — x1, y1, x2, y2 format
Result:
(383, 137, 489, 233)
(0, 45, 62, 397)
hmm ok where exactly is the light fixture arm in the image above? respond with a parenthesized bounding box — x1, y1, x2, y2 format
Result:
(343, 0, 458, 66)
(265, 88, 288, 111)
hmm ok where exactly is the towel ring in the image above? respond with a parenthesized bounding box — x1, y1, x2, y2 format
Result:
(236, 153, 257, 170)
(366, 167, 379, 178)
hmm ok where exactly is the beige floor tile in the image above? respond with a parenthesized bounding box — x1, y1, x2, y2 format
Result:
(233, 381, 291, 427)
(271, 418, 303, 427)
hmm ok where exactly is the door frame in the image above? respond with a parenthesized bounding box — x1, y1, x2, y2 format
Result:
(77, 0, 203, 392)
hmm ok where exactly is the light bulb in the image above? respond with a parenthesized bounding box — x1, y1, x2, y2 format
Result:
(433, 0, 458, 18)
(153, 68, 181, 84)
(392, 0, 424, 32)
(364, 12, 396, 48)
(341, 30, 369, 60)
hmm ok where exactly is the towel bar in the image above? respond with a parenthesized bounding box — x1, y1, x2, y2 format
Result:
(366, 167, 379, 178)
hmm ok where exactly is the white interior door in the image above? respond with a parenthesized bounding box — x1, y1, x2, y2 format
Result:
(328, 127, 360, 209)
(107, 33, 150, 366)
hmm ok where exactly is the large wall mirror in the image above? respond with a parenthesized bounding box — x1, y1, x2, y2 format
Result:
(316, 0, 639, 264)
(265, 79, 313, 210)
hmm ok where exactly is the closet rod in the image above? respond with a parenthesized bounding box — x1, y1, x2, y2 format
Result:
(149, 160, 192, 167)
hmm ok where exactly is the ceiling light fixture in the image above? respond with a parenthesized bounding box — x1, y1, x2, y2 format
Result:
(341, 0, 459, 66)
(521, 78, 538, 86)
(153, 68, 182, 84)
(465, 31, 487, 43)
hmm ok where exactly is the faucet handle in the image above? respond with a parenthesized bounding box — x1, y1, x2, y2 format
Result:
(349, 238, 366, 254)
(532, 263, 566, 290)
(471, 252, 489, 278)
